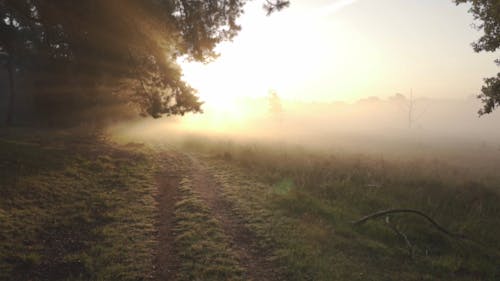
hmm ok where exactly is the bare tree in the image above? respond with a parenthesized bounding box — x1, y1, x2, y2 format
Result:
(268, 89, 283, 122)
(407, 89, 415, 128)
(396, 89, 427, 129)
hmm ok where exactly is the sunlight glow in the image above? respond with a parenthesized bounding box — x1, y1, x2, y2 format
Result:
(178, 1, 337, 130)
(176, 0, 497, 132)
(321, 0, 360, 17)
(177, 0, 390, 115)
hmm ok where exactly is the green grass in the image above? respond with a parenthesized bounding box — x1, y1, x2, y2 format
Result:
(182, 138, 500, 281)
(3, 129, 499, 280)
(0, 131, 158, 281)
(174, 178, 243, 281)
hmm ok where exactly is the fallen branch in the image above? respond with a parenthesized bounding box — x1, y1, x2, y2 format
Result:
(385, 216, 414, 259)
(353, 208, 467, 239)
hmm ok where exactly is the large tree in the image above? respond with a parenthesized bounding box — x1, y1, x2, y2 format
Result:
(0, 0, 289, 126)
(455, 0, 500, 115)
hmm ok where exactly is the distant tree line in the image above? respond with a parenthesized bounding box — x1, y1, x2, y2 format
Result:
(0, 0, 289, 127)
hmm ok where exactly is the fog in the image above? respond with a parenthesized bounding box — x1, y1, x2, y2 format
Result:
(113, 94, 497, 136)
(110, 94, 499, 166)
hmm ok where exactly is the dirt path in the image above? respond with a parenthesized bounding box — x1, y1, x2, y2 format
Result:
(154, 152, 185, 281)
(185, 154, 281, 281)
(155, 151, 281, 281)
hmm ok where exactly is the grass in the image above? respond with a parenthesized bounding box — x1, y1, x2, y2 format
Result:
(173, 178, 243, 281)
(0, 130, 158, 281)
(181, 137, 500, 281)
(2, 128, 499, 280)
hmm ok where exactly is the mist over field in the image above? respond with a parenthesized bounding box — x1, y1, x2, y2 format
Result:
(112, 94, 500, 152)
(107, 94, 500, 189)
(3, 0, 500, 280)
(102, 92, 500, 281)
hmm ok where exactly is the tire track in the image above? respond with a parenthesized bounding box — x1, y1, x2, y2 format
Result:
(154, 152, 185, 281)
(185, 154, 282, 281)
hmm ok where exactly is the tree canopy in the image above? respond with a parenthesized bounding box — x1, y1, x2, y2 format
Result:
(0, 0, 289, 126)
(455, 0, 500, 115)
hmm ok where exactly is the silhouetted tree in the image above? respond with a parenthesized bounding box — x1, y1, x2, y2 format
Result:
(263, 0, 290, 15)
(0, 1, 38, 125)
(0, 0, 290, 126)
(268, 89, 282, 113)
(268, 89, 283, 121)
(394, 90, 427, 129)
(455, 0, 500, 115)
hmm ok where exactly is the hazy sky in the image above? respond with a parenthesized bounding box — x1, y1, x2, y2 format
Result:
(180, 0, 498, 106)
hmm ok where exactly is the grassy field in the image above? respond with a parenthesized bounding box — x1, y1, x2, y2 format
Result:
(0, 130, 158, 281)
(1, 129, 499, 280)
(180, 137, 500, 281)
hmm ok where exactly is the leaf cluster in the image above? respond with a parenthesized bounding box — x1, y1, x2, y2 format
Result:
(0, 0, 268, 123)
(455, 0, 500, 114)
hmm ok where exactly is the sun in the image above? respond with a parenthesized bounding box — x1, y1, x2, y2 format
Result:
(175, 0, 383, 127)
(177, 15, 326, 112)
(179, 57, 242, 111)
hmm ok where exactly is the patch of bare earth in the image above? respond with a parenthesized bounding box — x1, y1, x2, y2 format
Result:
(154, 152, 186, 281)
(186, 154, 283, 281)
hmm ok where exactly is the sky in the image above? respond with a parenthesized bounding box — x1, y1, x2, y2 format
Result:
(180, 0, 499, 106)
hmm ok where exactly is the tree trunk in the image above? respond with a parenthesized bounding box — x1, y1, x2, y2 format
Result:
(5, 55, 15, 126)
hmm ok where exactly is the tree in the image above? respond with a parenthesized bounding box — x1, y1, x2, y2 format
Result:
(455, 0, 500, 115)
(267, 89, 283, 119)
(395, 90, 427, 129)
(267, 90, 283, 123)
(0, 0, 290, 126)
(0, 1, 34, 125)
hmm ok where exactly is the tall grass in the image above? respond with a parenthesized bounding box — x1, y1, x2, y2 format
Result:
(182, 137, 500, 280)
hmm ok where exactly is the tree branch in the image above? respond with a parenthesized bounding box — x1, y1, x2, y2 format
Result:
(352, 208, 466, 239)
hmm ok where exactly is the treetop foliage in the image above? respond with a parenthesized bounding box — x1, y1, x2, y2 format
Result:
(0, 0, 289, 125)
